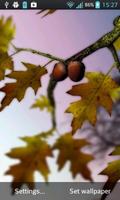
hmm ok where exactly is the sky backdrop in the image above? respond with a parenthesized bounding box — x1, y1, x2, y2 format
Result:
(0, 10, 120, 182)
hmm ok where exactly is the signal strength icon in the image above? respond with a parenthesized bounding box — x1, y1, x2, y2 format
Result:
(67, 1, 75, 8)
(76, 2, 84, 9)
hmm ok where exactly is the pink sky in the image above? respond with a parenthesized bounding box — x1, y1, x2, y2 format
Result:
(0, 10, 119, 182)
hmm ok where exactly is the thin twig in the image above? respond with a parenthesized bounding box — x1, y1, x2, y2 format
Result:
(12, 44, 64, 62)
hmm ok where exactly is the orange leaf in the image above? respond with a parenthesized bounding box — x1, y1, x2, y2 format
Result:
(100, 146, 120, 200)
(53, 133, 93, 180)
(6, 135, 53, 192)
(0, 52, 13, 80)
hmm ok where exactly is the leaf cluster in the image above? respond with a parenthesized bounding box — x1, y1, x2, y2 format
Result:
(6, 131, 93, 192)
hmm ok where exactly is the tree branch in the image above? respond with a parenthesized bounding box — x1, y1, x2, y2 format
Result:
(11, 44, 64, 62)
(65, 24, 120, 63)
(47, 17, 120, 128)
(109, 45, 120, 70)
(47, 76, 57, 129)
(10, 17, 120, 130)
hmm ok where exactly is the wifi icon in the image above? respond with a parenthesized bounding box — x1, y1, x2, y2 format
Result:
(67, 1, 75, 8)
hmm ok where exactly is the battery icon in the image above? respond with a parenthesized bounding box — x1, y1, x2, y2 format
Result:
(95, 1, 101, 9)
(22, 1, 28, 9)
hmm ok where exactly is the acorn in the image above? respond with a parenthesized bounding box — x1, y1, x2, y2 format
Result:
(68, 61, 85, 82)
(51, 62, 68, 81)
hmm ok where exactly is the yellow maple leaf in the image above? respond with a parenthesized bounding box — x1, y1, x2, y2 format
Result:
(0, 62, 47, 111)
(6, 134, 53, 192)
(114, 37, 120, 51)
(66, 72, 118, 134)
(32, 95, 53, 113)
(100, 146, 120, 200)
(0, 17, 15, 53)
(53, 133, 93, 180)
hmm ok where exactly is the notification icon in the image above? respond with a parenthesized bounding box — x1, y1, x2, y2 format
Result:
(31, 1, 37, 8)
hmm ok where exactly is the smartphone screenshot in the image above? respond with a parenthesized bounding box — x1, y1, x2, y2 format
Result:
(0, 1, 120, 200)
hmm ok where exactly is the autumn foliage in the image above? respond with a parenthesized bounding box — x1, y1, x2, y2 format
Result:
(0, 14, 120, 200)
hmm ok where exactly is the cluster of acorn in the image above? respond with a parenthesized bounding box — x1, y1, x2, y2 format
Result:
(51, 61, 85, 82)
